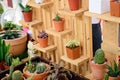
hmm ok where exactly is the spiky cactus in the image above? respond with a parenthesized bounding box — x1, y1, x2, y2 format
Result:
(55, 14, 61, 21)
(5, 54, 12, 66)
(66, 40, 80, 49)
(36, 63, 47, 74)
(12, 70, 23, 80)
(94, 49, 106, 64)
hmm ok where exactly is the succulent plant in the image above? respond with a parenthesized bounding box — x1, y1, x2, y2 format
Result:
(66, 40, 80, 49)
(12, 70, 23, 80)
(12, 57, 21, 66)
(19, 3, 31, 12)
(38, 30, 48, 38)
(5, 54, 12, 66)
(94, 49, 106, 64)
(4, 21, 16, 30)
(36, 63, 47, 74)
(55, 14, 61, 21)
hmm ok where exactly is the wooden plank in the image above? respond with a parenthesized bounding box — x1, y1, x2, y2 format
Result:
(33, 43, 57, 53)
(84, 11, 120, 23)
(61, 55, 89, 66)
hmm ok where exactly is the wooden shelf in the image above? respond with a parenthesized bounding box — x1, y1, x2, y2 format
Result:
(84, 11, 120, 23)
(61, 55, 89, 66)
(33, 43, 57, 53)
(58, 8, 87, 16)
(19, 20, 42, 27)
(46, 29, 72, 37)
(27, 0, 53, 8)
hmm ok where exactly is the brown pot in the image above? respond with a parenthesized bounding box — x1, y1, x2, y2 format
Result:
(38, 37, 48, 48)
(3, 62, 10, 70)
(66, 46, 80, 60)
(109, 76, 120, 80)
(90, 59, 107, 80)
(68, 0, 81, 11)
(0, 61, 4, 70)
(53, 18, 64, 32)
(23, 64, 50, 80)
(1, 30, 27, 56)
(22, 11, 32, 22)
(110, 1, 120, 17)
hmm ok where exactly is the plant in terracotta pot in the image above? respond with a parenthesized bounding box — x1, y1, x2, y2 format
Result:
(53, 14, 64, 32)
(66, 39, 80, 60)
(110, 0, 120, 17)
(90, 49, 107, 80)
(23, 58, 50, 80)
(19, 3, 32, 22)
(38, 30, 48, 48)
(68, 0, 81, 11)
(0, 36, 10, 70)
(104, 61, 120, 80)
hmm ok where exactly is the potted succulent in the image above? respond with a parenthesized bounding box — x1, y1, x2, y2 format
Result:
(0, 36, 10, 70)
(110, 0, 120, 17)
(66, 39, 80, 60)
(90, 49, 107, 80)
(68, 0, 81, 11)
(19, 3, 32, 22)
(38, 30, 48, 48)
(23, 58, 50, 80)
(53, 14, 64, 32)
(104, 61, 120, 80)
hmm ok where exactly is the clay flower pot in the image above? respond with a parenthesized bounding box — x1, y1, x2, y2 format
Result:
(68, 0, 80, 11)
(110, 1, 120, 17)
(22, 11, 32, 22)
(38, 37, 48, 48)
(53, 18, 64, 32)
(66, 46, 80, 60)
(90, 59, 107, 80)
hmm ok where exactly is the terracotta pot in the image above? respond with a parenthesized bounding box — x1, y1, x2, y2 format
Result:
(0, 61, 4, 70)
(23, 64, 50, 80)
(66, 46, 80, 60)
(110, 1, 120, 17)
(68, 0, 81, 11)
(90, 59, 107, 80)
(109, 76, 120, 80)
(38, 37, 48, 48)
(53, 18, 64, 32)
(22, 11, 32, 22)
(0, 30, 27, 56)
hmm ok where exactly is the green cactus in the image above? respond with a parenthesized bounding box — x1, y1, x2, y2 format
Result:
(36, 63, 47, 74)
(5, 54, 12, 66)
(66, 40, 80, 49)
(55, 14, 61, 21)
(94, 49, 106, 64)
(0, 36, 10, 62)
(12, 70, 23, 80)
(12, 57, 21, 66)
(7, 65, 14, 80)
(26, 59, 35, 73)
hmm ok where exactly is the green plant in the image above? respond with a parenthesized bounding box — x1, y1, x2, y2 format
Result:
(66, 40, 80, 49)
(94, 49, 106, 64)
(55, 14, 61, 21)
(4, 21, 16, 30)
(7, 64, 14, 80)
(104, 74, 109, 80)
(12, 57, 21, 66)
(0, 36, 10, 62)
(5, 54, 12, 66)
(12, 70, 23, 80)
(35, 63, 48, 74)
(2, 30, 20, 39)
(19, 3, 31, 12)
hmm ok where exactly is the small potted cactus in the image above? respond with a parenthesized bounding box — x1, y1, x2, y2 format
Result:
(12, 70, 25, 80)
(66, 39, 80, 60)
(53, 14, 64, 32)
(90, 49, 107, 80)
(38, 30, 48, 48)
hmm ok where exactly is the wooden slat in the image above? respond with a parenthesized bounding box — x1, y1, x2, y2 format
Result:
(61, 55, 89, 66)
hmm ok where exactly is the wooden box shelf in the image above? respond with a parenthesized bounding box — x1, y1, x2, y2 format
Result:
(27, 0, 53, 8)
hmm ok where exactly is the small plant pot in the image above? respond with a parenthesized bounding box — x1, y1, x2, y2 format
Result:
(22, 11, 32, 22)
(68, 0, 80, 11)
(53, 18, 64, 32)
(109, 76, 120, 80)
(38, 37, 48, 48)
(90, 59, 107, 80)
(0, 61, 4, 70)
(66, 46, 80, 60)
(110, 1, 120, 17)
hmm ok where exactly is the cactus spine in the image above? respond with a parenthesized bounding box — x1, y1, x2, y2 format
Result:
(12, 70, 23, 80)
(94, 49, 106, 64)
(36, 63, 47, 74)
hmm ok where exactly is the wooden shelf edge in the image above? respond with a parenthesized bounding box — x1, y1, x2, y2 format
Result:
(61, 55, 89, 66)
(33, 43, 57, 53)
